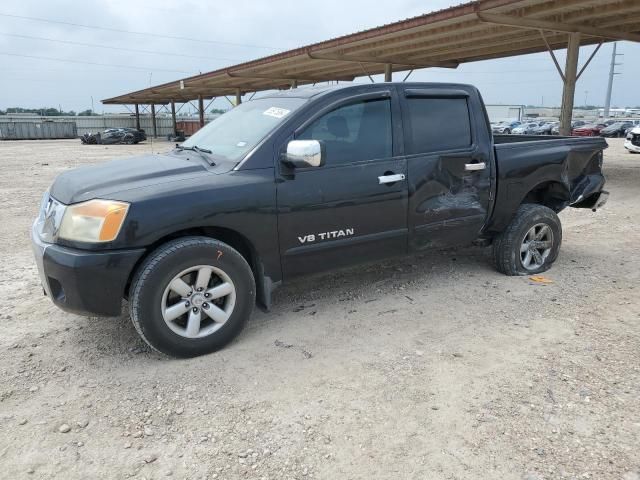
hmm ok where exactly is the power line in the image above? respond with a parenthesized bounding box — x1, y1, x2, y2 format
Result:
(0, 32, 245, 62)
(0, 12, 282, 50)
(0, 52, 195, 74)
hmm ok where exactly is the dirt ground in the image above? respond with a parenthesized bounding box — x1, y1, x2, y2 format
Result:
(0, 137, 638, 480)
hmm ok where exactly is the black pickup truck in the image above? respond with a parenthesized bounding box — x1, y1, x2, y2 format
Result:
(32, 83, 608, 357)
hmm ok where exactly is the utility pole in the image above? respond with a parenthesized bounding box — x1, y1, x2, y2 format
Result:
(604, 42, 623, 118)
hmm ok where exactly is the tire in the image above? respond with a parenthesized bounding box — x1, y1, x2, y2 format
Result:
(504, 129, 511, 135)
(130, 237, 255, 357)
(493, 204, 562, 276)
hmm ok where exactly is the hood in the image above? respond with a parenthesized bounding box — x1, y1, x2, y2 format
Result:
(50, 152, 232, 204)
(629, 127, 640, 135)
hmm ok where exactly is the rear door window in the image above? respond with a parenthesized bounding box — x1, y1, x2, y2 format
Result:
(404, 97, 472, 154)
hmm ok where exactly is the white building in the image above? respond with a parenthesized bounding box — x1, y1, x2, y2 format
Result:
(485, 105, 524, 123)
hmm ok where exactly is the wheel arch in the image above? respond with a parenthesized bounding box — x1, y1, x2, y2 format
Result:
(125, 226, 273, 310)
(520, 180, 570, 212)
(484, 179, 570, 236)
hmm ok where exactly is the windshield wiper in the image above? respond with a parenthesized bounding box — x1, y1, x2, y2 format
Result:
(176, 145, 216, 166)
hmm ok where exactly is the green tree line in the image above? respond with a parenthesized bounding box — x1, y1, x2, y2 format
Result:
(0, 107, 97, 116)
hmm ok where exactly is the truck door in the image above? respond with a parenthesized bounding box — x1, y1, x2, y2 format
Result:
(276, 89, 408, 278)
(400, 87, 493, 250)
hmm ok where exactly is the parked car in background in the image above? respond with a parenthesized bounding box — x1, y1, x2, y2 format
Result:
(532, 122, 556, 135)
(551, 120, 585, 135)
(572, 123, 607, 136)
(512, 122, 540, 134)
(600, 121, 634, 138)
(492, 121, 521, 134)
(624, 120, 640, 137)
(81, 128, 147, 145)
(625, 126, 640, 153)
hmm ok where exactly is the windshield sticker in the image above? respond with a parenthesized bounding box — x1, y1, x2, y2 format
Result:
(263, 107, 290, 119)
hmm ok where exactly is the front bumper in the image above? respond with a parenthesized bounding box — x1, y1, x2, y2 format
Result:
(31, 223, 145, 317)
(624, 139, 640, 153)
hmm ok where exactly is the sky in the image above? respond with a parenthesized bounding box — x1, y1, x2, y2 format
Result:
(0, 0, 638, 113)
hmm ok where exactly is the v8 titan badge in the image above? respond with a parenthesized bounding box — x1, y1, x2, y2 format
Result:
(298, 228, 355, 244)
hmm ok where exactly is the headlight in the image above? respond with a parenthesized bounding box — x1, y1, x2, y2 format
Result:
(59, 199, 130, 243)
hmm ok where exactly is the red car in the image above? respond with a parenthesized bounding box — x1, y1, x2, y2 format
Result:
(572, 123, 606, 136)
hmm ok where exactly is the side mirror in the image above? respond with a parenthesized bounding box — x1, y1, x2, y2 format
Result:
(284, 140, 324, 168)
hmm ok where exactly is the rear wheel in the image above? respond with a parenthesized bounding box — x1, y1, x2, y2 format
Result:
(493, 204, 562, 276)
(130, 237, 255, 357)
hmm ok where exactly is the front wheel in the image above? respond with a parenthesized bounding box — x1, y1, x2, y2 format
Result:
(130, 237, 255, 357)
(493, 204, 562, 276)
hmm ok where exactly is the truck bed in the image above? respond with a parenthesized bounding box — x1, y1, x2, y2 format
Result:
(493, 134, 606, 146)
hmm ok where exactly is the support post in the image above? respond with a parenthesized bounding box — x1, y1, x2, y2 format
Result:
(235, 88, 242, 106)
(151, 104, 157, 138)
(291, 79, 298, 89)
(134, 104, 140, 131)
(170, 100, 177, 136)
(198, 95, 205, 128)
(384, 63, 392, 82)
(559, 33, 580, 136)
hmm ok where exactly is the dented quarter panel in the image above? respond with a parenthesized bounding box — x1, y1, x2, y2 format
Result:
(485, 136, 608, 234)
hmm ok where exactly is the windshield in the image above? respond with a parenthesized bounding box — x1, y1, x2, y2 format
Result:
(182, 97, 306, 163)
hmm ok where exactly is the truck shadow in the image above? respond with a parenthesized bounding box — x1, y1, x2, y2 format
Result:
(271, 245, 492, 306)
(66, 244, 493, 361)
(66, 239, 607, 360)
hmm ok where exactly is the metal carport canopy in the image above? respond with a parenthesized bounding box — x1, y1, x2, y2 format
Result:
(102, 0, 640, 134)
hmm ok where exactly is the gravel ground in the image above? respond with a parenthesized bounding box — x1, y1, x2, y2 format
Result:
(0, 138, 638, 480)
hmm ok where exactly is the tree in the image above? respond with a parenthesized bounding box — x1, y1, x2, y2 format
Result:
(3, 107, 77, 116)
(210, 108, 227, 114)
(77, 109, 95, 116)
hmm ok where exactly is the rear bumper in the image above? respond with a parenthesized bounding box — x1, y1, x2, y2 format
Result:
(31, 223, 145, 317)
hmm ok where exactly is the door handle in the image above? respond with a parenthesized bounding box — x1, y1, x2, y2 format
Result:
(465, 162, 486, 171)
(378, 173, 406, 184)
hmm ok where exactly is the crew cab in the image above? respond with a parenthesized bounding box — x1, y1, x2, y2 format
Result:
(31, 83, 609, 357)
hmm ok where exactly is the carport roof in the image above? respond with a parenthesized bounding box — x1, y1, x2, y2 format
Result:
(102, 0, 640, 105)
